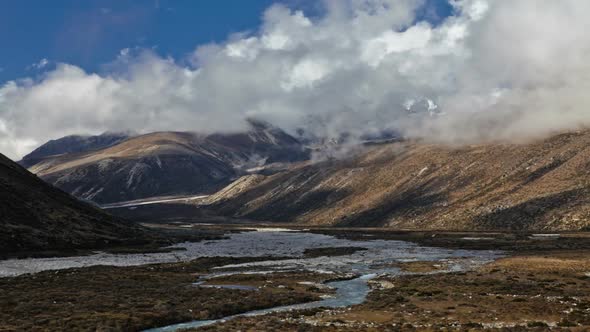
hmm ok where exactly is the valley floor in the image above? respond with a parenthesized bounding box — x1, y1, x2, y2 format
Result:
(197, 251, 590, 331)
(1, 227, 590, 331)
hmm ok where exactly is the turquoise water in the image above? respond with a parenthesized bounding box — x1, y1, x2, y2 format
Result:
(144, 275, 374, 332)
(142, 230, 501, 332)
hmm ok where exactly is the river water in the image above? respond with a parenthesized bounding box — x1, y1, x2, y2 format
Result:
(0, 230, 502, 331)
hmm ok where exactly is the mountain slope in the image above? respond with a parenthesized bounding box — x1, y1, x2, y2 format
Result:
(209, 130, 590, 231)
(19, 131, 133, 168)
(27, 123, 309, 204)
(0, 153, 150, 254)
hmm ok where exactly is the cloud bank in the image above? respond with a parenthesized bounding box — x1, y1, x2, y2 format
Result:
(2, 0, 590, 159)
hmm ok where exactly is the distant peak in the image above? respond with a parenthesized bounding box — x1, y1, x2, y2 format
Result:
(245, 117, 274, 131)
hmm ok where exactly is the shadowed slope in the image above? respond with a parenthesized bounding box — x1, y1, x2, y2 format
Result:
(210, 130, 590, 231)
(26, 123, 309, 204)
(0, 153, 151, 254)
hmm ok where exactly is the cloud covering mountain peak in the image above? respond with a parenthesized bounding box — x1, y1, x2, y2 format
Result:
(2, 0, 590, 159)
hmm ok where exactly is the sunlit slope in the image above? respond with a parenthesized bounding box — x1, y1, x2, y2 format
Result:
(211, 130, 590, 231)
(26, 122, 308, 204)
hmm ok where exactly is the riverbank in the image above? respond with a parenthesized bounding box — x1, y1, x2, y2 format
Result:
(150, 223, 590, 252)
(0, 226, 231, 260)
(0, 229, 498, 331)
(189, 250, 590, 331)
(3, 228, 590, 331)
(0, 256, 331, 331)
(306, 227, 590, 252)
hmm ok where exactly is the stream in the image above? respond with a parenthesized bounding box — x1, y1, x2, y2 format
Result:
(0, 229, 502, 331)
(144, 275, 375, 332)
(141, 230, 500, 331)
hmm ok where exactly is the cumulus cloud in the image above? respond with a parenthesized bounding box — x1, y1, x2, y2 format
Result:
(1, 0, 590, 160)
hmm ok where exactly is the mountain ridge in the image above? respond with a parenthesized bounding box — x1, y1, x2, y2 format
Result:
(206, 130, 590, 231)
(25, 123, 309, 204)
(19, 131, 134, 168)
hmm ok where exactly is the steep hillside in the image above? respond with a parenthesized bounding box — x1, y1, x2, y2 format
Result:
(0, 153, 150, 254)
(209, 130, 590, 231)
(27, 123, 309, 204)
(19, 131, 133, 168)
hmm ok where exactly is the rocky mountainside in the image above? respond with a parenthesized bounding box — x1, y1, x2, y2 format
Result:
(0, 152, 150, 254)
(19, 131, 133, 168)
(26, 122, 309, 204)
(208, 130, 590, 231)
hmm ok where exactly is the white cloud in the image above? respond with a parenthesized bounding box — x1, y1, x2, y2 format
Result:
(27, 58, 49, 71)
(119, 48, 131, 57)
(2, 0, 590, 160)
(281, 58, 333, 91)
(362, 23, 433, 67)
(225, 37, 260, 60)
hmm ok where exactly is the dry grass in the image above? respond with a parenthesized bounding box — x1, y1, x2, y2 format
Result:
(189, 251, 590, 331)
(0, 257, 329, 332)
(212, 130, 590, 231)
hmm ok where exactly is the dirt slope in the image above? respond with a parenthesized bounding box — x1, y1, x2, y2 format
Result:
(210, 130, 590, 231)
(26, 123, 309, 204)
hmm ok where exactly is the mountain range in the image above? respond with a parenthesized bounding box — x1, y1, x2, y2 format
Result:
(205, 130, 590, 231)
(16, 123, 590, 232)
(19, 131, 133, 168)
(21, 121, 309, 204)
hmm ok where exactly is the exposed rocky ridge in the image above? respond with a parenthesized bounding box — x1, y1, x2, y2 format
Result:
(19, 131, 133, 168)
(202, 174, 267, 205)
(27, 123, 309, 204)
(0, 153, 150, 254)
(208, 130, 590, 231)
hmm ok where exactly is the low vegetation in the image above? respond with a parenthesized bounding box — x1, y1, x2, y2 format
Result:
(210, 131, 590, 232)
(0, 257, 330, 331)
(190, 251, 590, 331)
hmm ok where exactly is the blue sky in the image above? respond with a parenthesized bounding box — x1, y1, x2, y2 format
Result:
(0, 0, 286, 82)
(0, 1, 586, 161)
(0, 0, 453, 83)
